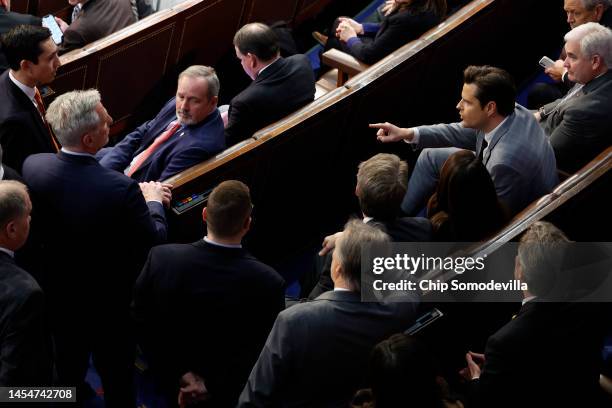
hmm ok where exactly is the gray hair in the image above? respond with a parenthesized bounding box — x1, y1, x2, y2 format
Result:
(580, 0, 612, 10)
(178, 65, 220, 98)
(517, 221, 570, 297)
(565, 22, 612, 66)
(45, 89, 102, 148)
(336, 219, 390, 291)
(0, 181, 29, 228)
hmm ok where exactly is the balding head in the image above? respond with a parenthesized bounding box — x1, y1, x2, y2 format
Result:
(233, 23, 280, 62)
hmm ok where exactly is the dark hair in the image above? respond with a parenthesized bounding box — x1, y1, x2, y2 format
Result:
(233, 22, 280, 62)
(427, 150, 507, 241)
(463, 65, 516, 117)
(1, 25, 52, 71)
(364, 334, 445, 408)
(206, 180, 252, 238)
(398, 0, 447, 17)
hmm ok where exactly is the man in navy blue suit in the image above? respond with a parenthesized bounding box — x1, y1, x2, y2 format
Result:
(22, 89, 169, 407)
(99, 65, 225, 182)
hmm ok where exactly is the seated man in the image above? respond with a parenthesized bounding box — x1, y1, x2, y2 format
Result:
(22, 89, 168, 406)
(0, 181, 52, 386)
(461, 221, 608, 407)
(0, 25, 61, 173)
(238, 220, 418, 407)
(536, 22, 612, 173)
(372, 65, 558, 216)
(57, 0, 136, 54)
(226, 22, 315, 146)
(99, 65, 225, 181)
(0, 0, 42, 73)
(134, 180, 285, 407)
(307, 153, 432, 299)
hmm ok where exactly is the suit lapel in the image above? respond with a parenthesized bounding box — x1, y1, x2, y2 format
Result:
(7, 78, 52, 149)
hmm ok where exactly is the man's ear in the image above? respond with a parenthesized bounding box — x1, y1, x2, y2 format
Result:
(5, 220, 17, 240)
(244, 216, 251, 232)
(210, 95, 219, 107)
(485, 100, 497, 116)
(594, 3, 605, 20)
(592, 54, 603, 71)
(514, 255, 523, 282)
(202, 206, 208, 223)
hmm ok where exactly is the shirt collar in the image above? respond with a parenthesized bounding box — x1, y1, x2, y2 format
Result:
(363, 216, 373, 224)
(522, 295, 536, 306)
(334, 287, 351, 292)
(203, 236, 242, 249)
(0, 165, 5, 181)
(257, 57, 280, 77)
(61, 147, 95, 157)
(0, 246, 15, 258)
(484, 115, 509, 145)
(9, 70, 36, 102)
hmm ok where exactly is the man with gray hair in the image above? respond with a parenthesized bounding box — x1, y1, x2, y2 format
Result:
(21, 89, 169, 406)
(0, 181, 52, 386)
(460, 221, 607, 407)
(99, 65, 225, 181)
(537, 22, 612, 172)
(239, 220, 418, 407)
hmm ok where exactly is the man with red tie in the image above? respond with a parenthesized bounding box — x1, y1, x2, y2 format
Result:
(0, 24, 61, 173)
(98, 65, 225, 182)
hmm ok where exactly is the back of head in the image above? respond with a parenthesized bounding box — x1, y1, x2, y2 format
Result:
(357, 153, 408, 222)
(1, 25, 51, 71)
(463, 65, 516, 117)
(582, 0, 612, 11)
(336, 219, 390, 292)
(206, 180, 252, 239)
(45, 89, 101, 148)
(368, 334, 442, 408)
(0, 180, 29, 248)
(431, 149, 505, 241)
(233, 22, 280, 62)
(565, 22, 612, 67)
(517, 221, 570, 298)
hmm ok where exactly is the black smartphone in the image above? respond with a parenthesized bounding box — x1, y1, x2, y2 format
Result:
(42, 14, 63, 45)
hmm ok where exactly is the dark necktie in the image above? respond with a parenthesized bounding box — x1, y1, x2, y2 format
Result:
(477, 138, 488, 163)
(34, 88, 60, 152)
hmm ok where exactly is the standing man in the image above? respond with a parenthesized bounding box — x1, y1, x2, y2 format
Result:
(226, 22, 315, 146)
(0, 0, 42, 73)
(99, 65, 225, 181)
(372, 65, 558, 216)
(22, 89, 168, 407)
(134, 180, 285, 407)
(537, 22, 612, 173)
(0, 25, 61, 173)
(0, 181, 52, 386)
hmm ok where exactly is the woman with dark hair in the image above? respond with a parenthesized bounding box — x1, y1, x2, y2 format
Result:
(352, 334, 463, 408)
(427, 149, 508, 242)
(314, 0, 447, 65)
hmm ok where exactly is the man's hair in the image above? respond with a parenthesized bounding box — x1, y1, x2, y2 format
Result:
(46, 89, 102, 147)
(357, 153, 408, 221)
(233, 22, 280, 62)
(206, 180, 252, 238)
(565, 22, 612, 66)
(517, 221, 570, 297)
(336, 219, 390, 291)
(0, 181, 29, 229)
(581, 0, 612, 11)
(179, 65, 220, 98)
(463, 65, 516, 117)
(0, 25, 52, 71)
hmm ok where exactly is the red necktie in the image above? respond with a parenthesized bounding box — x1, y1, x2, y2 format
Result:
(127, 121, 181, 177)
(34, 88, 60, 152)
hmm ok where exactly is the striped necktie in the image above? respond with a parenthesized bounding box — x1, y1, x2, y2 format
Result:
(126, 121, 181, 177)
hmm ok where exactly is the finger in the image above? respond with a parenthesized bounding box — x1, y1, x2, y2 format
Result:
(368, 122, 388, 129)
(161, 182, 174, 189)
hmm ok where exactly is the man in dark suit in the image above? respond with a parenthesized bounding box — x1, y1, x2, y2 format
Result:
(460, 222, 607, 407)
(537, 22, 612, 173)
(57, 0, 136, 54)
(307, 153, 432, 299)
(226, 22, 315, 146)
(22, 89, 169, 407)
(0, 25, 61, 173)
(238, 220, 418, 407)
(0, 181, 52, 386)
(134, 180, 285, 407)
(0, 0, 42, 73)
(99, 65, 225, 182)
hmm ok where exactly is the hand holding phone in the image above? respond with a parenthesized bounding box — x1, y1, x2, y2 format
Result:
(42, 14, 64, 45)
(539, 56, 555, 69)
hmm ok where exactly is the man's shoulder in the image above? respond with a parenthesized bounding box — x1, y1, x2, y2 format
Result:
(0, 74, 26, 118)
(0, 10, 40, 28)
(0, 259, 42, 304)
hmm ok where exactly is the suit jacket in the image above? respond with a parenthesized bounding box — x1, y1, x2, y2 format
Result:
(540, 71, 612, 173)
(239, 290, 418, 407)
(0, 71, 57, 173)
(99, 98, 225, 181)
(1, 164, 23, 182)
(60, 0, 136, 54)
(21, 151, 167, 321)
(133, 240, 285, 407)
(0, 252, 52, 386)
(348, 9, 440, 64)
(470, 301, 607, 407)
(416, 104, 558, 214)
(225, 55, 315, 146)
(0, 8, 41, 73)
